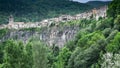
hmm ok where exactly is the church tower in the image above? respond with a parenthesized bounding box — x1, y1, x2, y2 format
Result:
(9, 15, 14, 24)
(92, 8, 97, 18)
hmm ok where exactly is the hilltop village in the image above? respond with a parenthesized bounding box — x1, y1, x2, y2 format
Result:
(0, 6, 107, 29)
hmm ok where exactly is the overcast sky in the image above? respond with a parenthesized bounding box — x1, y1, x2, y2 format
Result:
(73, 0, 112, 3)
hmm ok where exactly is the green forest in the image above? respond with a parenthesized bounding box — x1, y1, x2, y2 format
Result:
(0, 0, 90, 24)
(0, 0, 120, 68)
(0, 0, 109, 24)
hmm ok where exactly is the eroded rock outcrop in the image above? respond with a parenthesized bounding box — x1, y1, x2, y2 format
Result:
(1, 26, 79, 47)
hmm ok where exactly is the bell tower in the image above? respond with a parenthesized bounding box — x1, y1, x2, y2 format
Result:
(9, 15, 14, 24)
(92, 8, 97, 18)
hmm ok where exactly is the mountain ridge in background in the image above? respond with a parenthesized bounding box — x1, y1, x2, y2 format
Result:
(86, 1, 111, 8)
(0, 0, 111, 24)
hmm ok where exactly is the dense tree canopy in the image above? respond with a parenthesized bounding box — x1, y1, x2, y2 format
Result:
(107, 0, 120, 18)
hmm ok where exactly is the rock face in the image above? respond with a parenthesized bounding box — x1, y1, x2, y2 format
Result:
(1, 26, 79, 47)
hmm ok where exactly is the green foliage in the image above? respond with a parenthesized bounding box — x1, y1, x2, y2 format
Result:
(107, 0, 120, 18)
(90, 63, 100, 68)
(106, 30, 118, 42)
(98, 16, 103, 21)
(114, 15, 120, 31)
(32, 41, 48, 68)
(68, 39, 106, 68)
(0, 29, 8, 39)
(65, 40, 76, 52)
(67, 47, 82, 68)
(106, 32, 120, 53)
(0, 42, 4, 64)
(79, 19, 96, 28)
(101, 52, 120, 68)
(3, 40, 25, 68)
(74, 45, 99, 68)
(95, 18, 113, 30)
(51, 45, 60, 57)
(24, 42, 33, 68)
(54, 47, 71, 68)
(102, 28, 112, 38)
(114, 15, 120, 24)
(74, 28, 90, 43)
(77, 31, 105, 49)
(0, 40, 34, 68)
(47, 49, 56, 68)
(61, 19, 96, 30)
(67, 30, 106, 68)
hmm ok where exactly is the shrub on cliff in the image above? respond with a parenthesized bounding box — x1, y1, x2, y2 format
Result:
(106, 32, 120, 53)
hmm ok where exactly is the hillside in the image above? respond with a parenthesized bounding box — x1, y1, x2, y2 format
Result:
(0, 0, 92, 24)
(1, 0, 120, 68)
(86, 1, 111, 8)
(0, 0, 111, 25)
